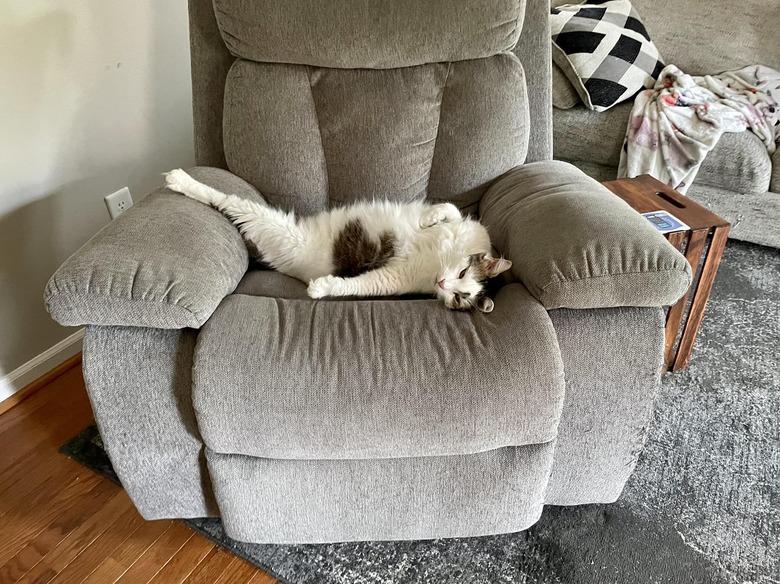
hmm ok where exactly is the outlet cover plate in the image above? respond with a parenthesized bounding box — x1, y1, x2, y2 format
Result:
(104, 187, 133, 219)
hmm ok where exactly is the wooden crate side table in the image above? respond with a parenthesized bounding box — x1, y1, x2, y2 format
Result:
(602, 175, 730, 372)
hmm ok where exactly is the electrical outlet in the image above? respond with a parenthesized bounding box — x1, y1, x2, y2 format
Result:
(104, 187, 133, 219)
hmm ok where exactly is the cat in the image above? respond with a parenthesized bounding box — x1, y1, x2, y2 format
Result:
(164, 169, 511, 312)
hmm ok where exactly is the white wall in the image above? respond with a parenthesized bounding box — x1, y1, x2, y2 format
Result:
(0, 1, 195, 379)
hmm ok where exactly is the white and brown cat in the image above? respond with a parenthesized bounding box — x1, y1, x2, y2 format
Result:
(164, 169, 511, 312)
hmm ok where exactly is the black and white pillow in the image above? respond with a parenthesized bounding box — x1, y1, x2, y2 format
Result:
(550, 0, 664, 112)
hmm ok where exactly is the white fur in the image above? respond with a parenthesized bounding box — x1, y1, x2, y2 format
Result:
(164, 169, 510, 310)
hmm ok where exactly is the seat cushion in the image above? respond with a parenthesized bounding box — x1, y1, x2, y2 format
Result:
(555, 105, 773, 194)
(192, 284, 565, 460)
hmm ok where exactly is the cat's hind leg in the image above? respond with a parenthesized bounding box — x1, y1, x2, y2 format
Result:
(165, 169, 225, 205)
(419, 203, 461, 228)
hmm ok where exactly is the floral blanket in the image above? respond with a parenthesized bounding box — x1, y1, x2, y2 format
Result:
(618, 64, 780, 193)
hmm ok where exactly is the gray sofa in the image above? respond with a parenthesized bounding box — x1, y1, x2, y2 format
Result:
(45, 0, 692, 544)
(553, 0, 780, 249)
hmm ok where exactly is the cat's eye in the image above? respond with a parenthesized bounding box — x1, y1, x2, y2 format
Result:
(458, 268, 467, 279)
(454, 293, 461, 302)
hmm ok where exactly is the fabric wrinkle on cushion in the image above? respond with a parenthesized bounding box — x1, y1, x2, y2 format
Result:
(192, 284, 565, 460)
(45, 167, 257, 329)
(213, 0, 525, 69)
(480, 161, 692, 309)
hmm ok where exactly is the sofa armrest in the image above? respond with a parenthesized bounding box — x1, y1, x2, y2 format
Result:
(45, 167, 261, 328)
(479, 161, 692, 309)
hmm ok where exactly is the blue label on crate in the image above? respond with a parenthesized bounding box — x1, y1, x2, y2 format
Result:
(641, 211, 689, 233)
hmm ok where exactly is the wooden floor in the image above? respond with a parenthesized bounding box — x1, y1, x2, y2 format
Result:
(0, 362, 279, 584)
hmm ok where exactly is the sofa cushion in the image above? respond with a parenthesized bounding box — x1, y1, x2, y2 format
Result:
(223, 55, 529, 215)
(192, 285, 565, 460)
(552, 61, 581, 109)
(550, 0, 664, 111)
(555, 106, 773, 194)
(44, 167, 256, 329)
(213, 0, 525, 69)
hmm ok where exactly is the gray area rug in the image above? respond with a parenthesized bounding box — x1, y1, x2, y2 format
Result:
(61, 240, 779, 584)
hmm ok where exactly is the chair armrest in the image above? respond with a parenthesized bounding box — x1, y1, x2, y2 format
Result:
(45, 167, 261, 328)
(480, 161, 692, 309)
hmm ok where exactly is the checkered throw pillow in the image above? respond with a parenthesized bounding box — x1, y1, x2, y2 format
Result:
(551, 0, 664, 112)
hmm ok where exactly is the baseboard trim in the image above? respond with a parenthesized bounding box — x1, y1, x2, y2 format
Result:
(0, 329, 85, 414)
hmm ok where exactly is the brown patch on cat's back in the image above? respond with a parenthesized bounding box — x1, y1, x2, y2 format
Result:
(333, 219, 396, 277)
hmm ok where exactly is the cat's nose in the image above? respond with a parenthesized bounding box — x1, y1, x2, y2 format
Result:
(437, 279, 446, 289)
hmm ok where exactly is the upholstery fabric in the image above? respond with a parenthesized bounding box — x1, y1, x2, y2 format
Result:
(512, 0, 553, 162)
(207, 443, 554, 543)
(234, 270, 310, 299)
(554, 105, 774, 195)
(213, 0, 525, 69)
(193, 285, 565, 460)
(633, 0, 780, 76)
(82, 325, 218, 519)
(551, 0, 665, 111)
(552, 62, 581, 109)
(188, 0, 233, 168)
(772, 149, 780, 192)
(545, 306, 663, 504)
(45, 167, 257, 329)
(480, 161, 692, 309)
(223, 55, 529, 215)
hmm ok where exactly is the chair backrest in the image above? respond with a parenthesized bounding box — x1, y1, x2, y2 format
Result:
(188, 0, 552, 215)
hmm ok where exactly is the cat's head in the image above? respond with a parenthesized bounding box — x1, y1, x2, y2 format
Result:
(435, 253, 512, 313)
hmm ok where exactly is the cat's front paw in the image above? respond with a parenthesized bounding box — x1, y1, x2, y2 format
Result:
(164, 169, 192, 194)
(308, 275, 340, 299)
(419, 210, 448, 229)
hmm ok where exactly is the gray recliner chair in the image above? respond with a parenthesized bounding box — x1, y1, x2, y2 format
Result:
(45, 0, 691, 543)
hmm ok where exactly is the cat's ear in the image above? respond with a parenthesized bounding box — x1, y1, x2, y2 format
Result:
(483, 255, 512, 278)
(476, 297, 494, 313)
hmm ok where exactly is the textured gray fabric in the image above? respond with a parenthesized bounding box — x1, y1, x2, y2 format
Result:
(554, 102, 633, 168)
(555, 105, 773, 195)
(193, 285, 564, 459)
(213, 0, 525, 69)
(188, 0, 232, 168)
(426, 55, 529, 214)
(234, 270, 310, 299)
(545, 306, 664, 504)
(223, 55, 529, 214)
(480, 161, 692, 309)
(222, 62, 328, 215)
(512, 0, 553, 162)
(633, 0, 780, 76)
(685, 184, 780, 249)
(206, 442, 554, 543)
(772, 149, 780, 192)
(552, 62, 581, 109)
(45, 167, 256, 328)
(82, 325, 217, 519)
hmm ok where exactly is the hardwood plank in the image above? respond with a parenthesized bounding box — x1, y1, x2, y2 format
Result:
(147, 534, 215, 584)
(48, 504, 146, 583)
(0, 477, 114, 581)
(80, 520, 175, 584)
(0, 349, 280, 584)
(15, 490, 131, 584)
(0, 354, 82, 416)
(182, 548, 239, 584)
(113, 522, 194, 584)
(0, 368, 93, 478)
(213, 557, 262, 584)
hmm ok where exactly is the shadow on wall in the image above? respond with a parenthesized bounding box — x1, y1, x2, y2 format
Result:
(0, 1, 194, 374)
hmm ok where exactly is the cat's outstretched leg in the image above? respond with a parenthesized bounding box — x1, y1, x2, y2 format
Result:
(419, 203, 461, 229)
(308, 265, 417, 299)
(165, 169, 307, 272)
